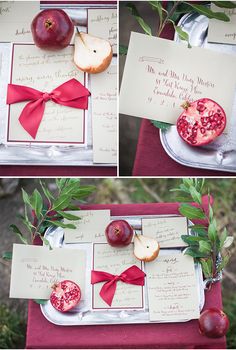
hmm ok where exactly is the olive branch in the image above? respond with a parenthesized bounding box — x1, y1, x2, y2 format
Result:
(2, 178, 95, 261)
(171, 178, 234, 281)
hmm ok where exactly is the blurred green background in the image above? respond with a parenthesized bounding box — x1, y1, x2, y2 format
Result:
(0, 178, 235, 348)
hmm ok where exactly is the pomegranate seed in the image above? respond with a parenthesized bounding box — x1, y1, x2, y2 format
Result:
(177, 98, 226, 146)
(50, 280, 81, 313)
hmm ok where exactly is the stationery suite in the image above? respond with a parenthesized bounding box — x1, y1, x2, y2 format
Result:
(120, 32, 236, 125)
(0, 1, 39, 42)
(146, 254, 200, 322)
(10, 244, 86, 299)
(208, 3, 236, 45)
(91, 65, 117, 164)
(64, 210, 111, 243)
(142, 216, 188, 248)
(7, 44, 86, 144)
(92, 243, 144, 309)
(87, 9, 117, 54)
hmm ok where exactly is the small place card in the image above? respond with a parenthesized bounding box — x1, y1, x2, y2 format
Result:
(87, 8, 117, 54)
(91, 64, 117, 164)
(142, 216, 188, 248)
(7, 44, 86, 145)
(146, 253, 200, 322)
(10, 244, 86, 300)
(64, 210, 110, 243)
(208, 3, 236, 45)
(92, 243, 144, 309)
(120, 32, 236, 125)
(0, 1, 39, 42)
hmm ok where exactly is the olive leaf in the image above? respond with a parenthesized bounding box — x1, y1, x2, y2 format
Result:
(179, 204, 206, 219)
(185, 2, 231, 21)
(33, 299, 48, 305)
(126, 3, 152, 35)
(172, 178, 232, 280)
(57, 211, 81, 221)
(45, 220, 76, 230)
(119, 44, 128, 56)
(2, 251, 12, 260)
(212, 1, 236, 9)
(150, 120, 172, 130)
(5, 178, 95, 261)
(174, 25, 191, 48)
(9, 224, 28, 244)
(200, 258, 213, 278)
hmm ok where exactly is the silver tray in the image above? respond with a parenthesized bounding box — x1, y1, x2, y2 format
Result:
(0, 2, 117, 167)
(40, 214, 205, 326)
(160, 12, 236, 173)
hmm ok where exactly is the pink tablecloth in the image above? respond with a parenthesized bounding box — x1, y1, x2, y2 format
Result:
(26, 202, 226, 349)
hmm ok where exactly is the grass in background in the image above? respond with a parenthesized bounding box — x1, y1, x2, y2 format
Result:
(1, 178, 236, 348)
(0, 304, 26, 349)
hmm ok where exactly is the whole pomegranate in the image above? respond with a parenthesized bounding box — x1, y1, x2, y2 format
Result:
(50, 280, 81, 312)
(31, 9, 74, 50)
(198, 308, 229, 338)
(105, 220, 134, 247)
(177, 98, 226, 146)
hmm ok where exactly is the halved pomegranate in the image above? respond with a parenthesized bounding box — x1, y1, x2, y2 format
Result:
(177, 98, 226, 146)
(50, 280, 81, 312)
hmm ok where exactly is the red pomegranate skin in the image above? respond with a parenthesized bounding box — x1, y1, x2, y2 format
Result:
(31, 9, 74, 50)
(177, 98, 226, 146)
(50, 280, 81, 312)
(199, 308, 229, 338)
(105, 220, 134, 247)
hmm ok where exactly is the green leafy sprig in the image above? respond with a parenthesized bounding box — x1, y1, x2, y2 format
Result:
(120, 1, 236, 130)
(3, 178, 95, 259)
(171, 178, 233, 281)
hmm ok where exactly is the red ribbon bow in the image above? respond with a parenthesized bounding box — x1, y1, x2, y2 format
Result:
(91, 265, 146, 306)
(7, 79, 90, 139)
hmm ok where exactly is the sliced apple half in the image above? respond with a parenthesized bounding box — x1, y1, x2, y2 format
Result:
(74, 32, 112, 74)
(134, 234, 160, 262)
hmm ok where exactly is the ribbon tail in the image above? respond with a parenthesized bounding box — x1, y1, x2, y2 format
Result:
(19, 99, 45, 139)
(99, 279, 117, 306)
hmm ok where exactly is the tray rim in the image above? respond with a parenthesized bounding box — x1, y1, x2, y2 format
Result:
(159, 12, 236, 173)
(40, 213, 205, 326)
(0, 3, 117, 167)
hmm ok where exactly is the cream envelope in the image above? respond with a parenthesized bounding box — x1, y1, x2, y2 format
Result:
(64, 210, 111, 243)
(0, 1, 39, 42)
(90, 64, 117, 164)
(7, 44, 86, 145)
(142, 216, 188, 248)
(208, 3, 236, 45)
(146, 253, 200, 322)
(92, 243, 144, 310)
(10, 244, 86, 300)
(87, 8, 117, 54)
(120, 32, 236, 125)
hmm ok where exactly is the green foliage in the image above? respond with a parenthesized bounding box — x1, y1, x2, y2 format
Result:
(213, 1, 236, 8)
(150, 120, 172, 130)
(119, 44, 128, 55)
(223, 291, 236, 349)
(126, 3, 152, 35)
(33, 299, 48, 305)
(0, 304, 26, 349)
(171, 178, 233, 279)
(2, 179, 95, 259)
(122, 1, 234, 66)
